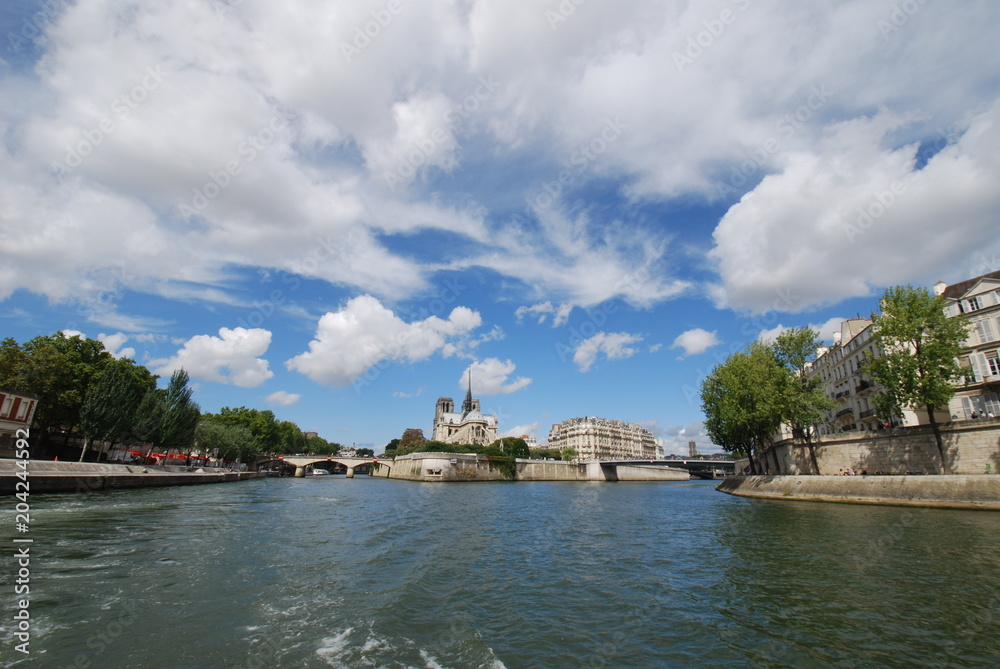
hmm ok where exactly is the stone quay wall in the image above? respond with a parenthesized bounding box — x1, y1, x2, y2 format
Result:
(385, 453, 689, 482)
(717, 474, 1000, 510)
(0, 459, 263, 495)
(755, 419, 1000, 476)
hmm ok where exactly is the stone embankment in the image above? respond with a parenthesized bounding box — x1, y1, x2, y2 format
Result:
(717, 475, 1000, 510)
(0, 459, 263, 494)
(386, 453, 690, 482)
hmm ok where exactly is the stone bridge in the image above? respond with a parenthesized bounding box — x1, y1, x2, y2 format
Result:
(257, 455, 389, 478)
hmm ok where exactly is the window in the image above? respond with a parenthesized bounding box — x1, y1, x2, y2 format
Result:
(988, 351, 1000, 377)
(968, 296, 981, 311)
(976, 319, 997, 345)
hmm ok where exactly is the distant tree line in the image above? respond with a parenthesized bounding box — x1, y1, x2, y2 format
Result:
(0, 332, 342, 463)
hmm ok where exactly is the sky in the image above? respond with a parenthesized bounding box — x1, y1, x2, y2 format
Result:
(2, 0, 999, 454)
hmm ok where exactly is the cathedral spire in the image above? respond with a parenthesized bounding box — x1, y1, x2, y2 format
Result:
(462, 368, 474, 415)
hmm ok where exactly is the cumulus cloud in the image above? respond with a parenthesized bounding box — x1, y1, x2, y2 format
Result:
(709, 103, 1000, 313)
(98, 332, 136, 359)
(670, 328, 720, 359)
(286, 295, 482, 386)
(264, 390, 301, 407)
(463, 358, 532, 395)
(515, 301, 573, 327)
(758, 317, 847, 344)
(501, 422, 541, 441)
(151, 327, 274, 387)
(659, 421, 717, 456)
(572, 332, 643, 372)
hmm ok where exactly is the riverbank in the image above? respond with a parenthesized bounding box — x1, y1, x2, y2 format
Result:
(0, 459, 264, 494)
(386, 452, 690, 481)
(717, 474, 1000, 510)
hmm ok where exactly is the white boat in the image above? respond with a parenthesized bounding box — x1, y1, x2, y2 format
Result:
(312, 469, 329, 475)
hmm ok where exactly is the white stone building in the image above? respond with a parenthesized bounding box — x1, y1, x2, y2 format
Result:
(547, 416, 659, 460)
(807, 318, 931, 435)
(939, 271, 1000, 418)
(432, 376, 498, 447)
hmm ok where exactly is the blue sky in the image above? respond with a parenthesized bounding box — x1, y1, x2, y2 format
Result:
(2, 0, 999, 453)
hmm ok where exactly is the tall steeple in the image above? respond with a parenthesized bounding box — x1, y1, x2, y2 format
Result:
(461, 368, 474, 415)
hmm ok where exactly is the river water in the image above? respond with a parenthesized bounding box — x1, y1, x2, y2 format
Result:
(3, 477, 999, 668)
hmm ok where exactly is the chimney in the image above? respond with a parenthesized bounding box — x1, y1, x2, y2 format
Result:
(933, 280, 947, 296)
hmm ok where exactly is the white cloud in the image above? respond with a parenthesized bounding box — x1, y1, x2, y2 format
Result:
(710, 103, 1000, 313)
(98, 332, 136, 359)
(501, 422, 541, 440)
(670, 328, 719, 359)
(286, 295, 483, 386)
(151, 327, 274, 387)
(1, 0, 998, 326)
(573, 332, 643, 372)
(463, 358, 532, 395)
(264, 390, 301, 407)
(515, 301, 573, 327)
(758, 317, 847, 344)
(659, 421, 718, 456)
(393, 386, 427, 399)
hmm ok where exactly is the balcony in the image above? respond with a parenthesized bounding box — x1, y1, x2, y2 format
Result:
(835, 390, 851, 399)
(855, 380, 873, 393)
(859, 408, 877, 419)
(836, 408, 854, 418)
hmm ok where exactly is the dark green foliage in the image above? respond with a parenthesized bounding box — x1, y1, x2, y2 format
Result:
(701, 341, 787, 474)
(867, 285, 972, 473)
(78, 359, 147, 460)
(489, 437, 530, 459)
(159, 369, 201, 451)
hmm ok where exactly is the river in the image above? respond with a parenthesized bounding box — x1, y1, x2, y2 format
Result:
(3, 477, 999, 668)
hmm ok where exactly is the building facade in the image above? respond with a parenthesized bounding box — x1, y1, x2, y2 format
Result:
(0, 388, 39, 448)
(432, 376, 498, 447)
(547, 416, 659, 460)
(807, 318, 933, 435)
(939, 271, 1000, 419)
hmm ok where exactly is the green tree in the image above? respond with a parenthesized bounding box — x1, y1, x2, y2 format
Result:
(0, 332, 114, 438)
(355, 447, 375, 457)
(866, 285, 971, 473)
(196, 417, 258, 462)
(276, 420, 307, 454)
(210, 406, 280, 453)
(397, 428, 428, 455)
(490, 437, 530, 459)
(383, 438, 400, 456)
(78, 359, 147, 461)
(560, 446, 577, 462)
(159, 369, 201, 453)
(133, 388, 167, 447)
(701, 341, 787, 474)
(773, 327, 836, 473)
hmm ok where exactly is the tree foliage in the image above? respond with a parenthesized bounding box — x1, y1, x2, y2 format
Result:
(490, 437, 530, 459)
(866, 285, 971, 473)
(0, 332, 115, 434)
(701, 341, 788, 473)
(196, 417, 258, 462)
(159, 369, 201, 452)
(78, 359, 150, 460)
